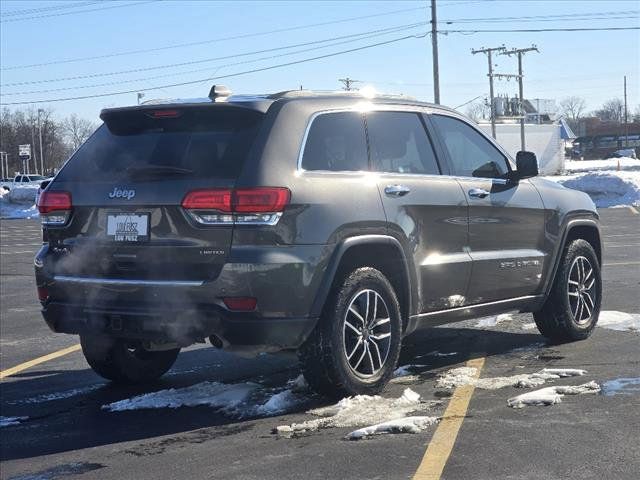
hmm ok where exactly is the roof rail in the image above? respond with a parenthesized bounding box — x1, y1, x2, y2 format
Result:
(267, 89, 416, 101)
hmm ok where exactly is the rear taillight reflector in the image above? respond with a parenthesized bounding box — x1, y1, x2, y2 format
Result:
(233, 188, 290, 213)
(222, 297, 257, 311)
(38, 191, 72, 214)
(181, 189, 233, 212)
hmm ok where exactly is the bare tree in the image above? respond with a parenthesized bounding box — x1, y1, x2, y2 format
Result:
(61, 113, 97, 151)
(559, 96, 586, 122)
(465, 101, 489, 123)
(593, 98, 624, 123)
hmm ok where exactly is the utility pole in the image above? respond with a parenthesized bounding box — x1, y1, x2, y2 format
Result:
(30, 120, 37, 174)
(0, 152, 6, 180)
(472, 46, 506, 139)
(137, 92, 145, 104)
(501, 45, 538, 151)
(431, 0, 440, 104)
(338, 78, 361, 91)
(624, 75, 629, 147)
(38, 108, 45, 176)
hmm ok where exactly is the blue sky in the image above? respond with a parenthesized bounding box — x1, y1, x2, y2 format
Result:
(1, 0, 638, 121)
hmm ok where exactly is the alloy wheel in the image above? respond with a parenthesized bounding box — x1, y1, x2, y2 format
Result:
(567, 255, 597, 325)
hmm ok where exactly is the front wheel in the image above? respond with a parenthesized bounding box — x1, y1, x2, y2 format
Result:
(534, 239, 602, 342)
(80, 334, 179, 384)
(299, 267, 402, 398)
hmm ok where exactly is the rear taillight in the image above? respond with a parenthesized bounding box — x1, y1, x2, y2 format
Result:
(37, 191, 72, 225)
(222, 297, 257, 311)
(37, 286, 49, 303)
(181, 187, 290, 225)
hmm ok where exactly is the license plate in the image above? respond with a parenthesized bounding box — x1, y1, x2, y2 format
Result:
(106, 214, 149, 242)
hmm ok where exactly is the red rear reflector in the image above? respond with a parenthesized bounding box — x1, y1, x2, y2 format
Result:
(222, 297, 257, 311)
(37, 286, 49, 302)
(38, 191, 72, 214)
(233, 187, 290, 213)
(181, 187, 290, 213)
(150, 109, 181, 118)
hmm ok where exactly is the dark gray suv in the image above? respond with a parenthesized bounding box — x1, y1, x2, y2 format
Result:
(35, 87, 602, 396)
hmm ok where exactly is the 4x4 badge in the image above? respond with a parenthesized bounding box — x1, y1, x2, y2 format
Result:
(108, 187, 136, 200)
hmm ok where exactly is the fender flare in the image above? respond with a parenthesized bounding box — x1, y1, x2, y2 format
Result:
(542, 217, 602, 297)
(309, 235, 415, 320)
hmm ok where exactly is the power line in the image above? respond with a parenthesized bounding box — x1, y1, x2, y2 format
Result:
(0, 33, 426, 106)
(0, 1, 102, 17)
(1, 22, 423, 87)
(441, 26, 640, 34)
(440, 10, 639, 23)
(2, 25, 425, 96)
(1, 6, 426, 70)
(0, 1, 158, 23)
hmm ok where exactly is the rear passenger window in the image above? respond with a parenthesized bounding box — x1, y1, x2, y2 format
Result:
(367, 112, 440, 175)
(301, 112, 368, 171)
(430, 114, 509, 179)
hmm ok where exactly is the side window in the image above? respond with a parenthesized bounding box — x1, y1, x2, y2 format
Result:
(430, 114, 509, 178)
(301, 112, 368, 171)
(367, 112, 440, 175)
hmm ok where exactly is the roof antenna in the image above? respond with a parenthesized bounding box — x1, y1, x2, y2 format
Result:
(208, 85, 232, 102)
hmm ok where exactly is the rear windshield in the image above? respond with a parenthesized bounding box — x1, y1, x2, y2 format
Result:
(56, 107, 263, 181)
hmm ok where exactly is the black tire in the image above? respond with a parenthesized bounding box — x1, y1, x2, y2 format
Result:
(298, 267, 402, 398)
(80, 334, 179, 384)
(534, 239, 601, 342)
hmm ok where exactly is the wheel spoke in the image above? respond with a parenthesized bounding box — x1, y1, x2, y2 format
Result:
(568, 291, 579, 297)
(364, 291, 371, 325)
(583, 291, 595, 309)
(585, 278, 595, 290)
(344, 320, 361, 335)
(584, 267, 593, 282)
(366, 343, 376, 373)
(576, 296, 584, 321)
(370, 332, 391, 341)
(581, 294, 592, 318)
(370, 293, 378, 328)
(370, 338, 383, 369)
(349, 305, 365, 324)
(568, 279, 580, 287)
(347, 337, 363, 360)
(371, 317, 390, 328)
(353, 342, 368, 371)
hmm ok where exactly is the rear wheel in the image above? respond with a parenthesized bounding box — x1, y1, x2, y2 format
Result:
(299, 267, 402, 398)
(534, 239, 601, 342)
(80, 334, 179, 384)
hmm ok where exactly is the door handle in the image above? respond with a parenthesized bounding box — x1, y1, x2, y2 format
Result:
(384, 185, 411, 197)
(468, 188, 490, 199)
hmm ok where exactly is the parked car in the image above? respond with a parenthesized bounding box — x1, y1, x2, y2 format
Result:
(1, 174, 49, 191)
(35, 87, 603, 396)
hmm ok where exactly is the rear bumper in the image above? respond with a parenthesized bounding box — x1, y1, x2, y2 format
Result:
(41, 301, 317, 349)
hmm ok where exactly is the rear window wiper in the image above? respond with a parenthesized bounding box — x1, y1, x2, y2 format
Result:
(125, 165, 194, 179)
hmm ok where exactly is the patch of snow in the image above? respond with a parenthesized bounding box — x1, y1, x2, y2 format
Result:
(543, 170, 640, 207)
(597, 311, 640, 332)
(565, 157, 639, 173)
(436, 367, 586, 390)
(601, 378, 640, 396)
(9, 384, 103, 404)
(275, 388, 438, 437)
(255, 389, 301, 416)
(508, 342, 547, 354)
(474, 313, 514, 328)
(0, 416, 28, 427)
(521, 322, 537, 330)
(394, 364, 428, 377)
(0, 185, 39, 219)
(507, 381, 600, 408)
(346, 416, 439, 440)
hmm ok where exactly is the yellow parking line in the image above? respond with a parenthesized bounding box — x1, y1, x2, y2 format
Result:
(413, 356, 486, 480)
(629, 206, 639, 215)
(0, 344, 81, 380)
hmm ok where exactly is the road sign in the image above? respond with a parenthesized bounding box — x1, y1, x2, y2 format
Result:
(18, 144, 31, 157)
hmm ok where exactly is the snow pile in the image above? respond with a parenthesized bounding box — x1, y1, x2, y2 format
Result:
(601, 377, 640, 396)
(507, 381, 600, 408)
(597, 311, 640, 332)
(474, 313, 514, 328)
(565, 157, 639, 173)
(275, 388, 438, 438)
(0, 185, 39, 219)
(436, 367, 586, 390)
(346, 416, 439, 440)
(544, 170, 640, 207)
(104, 375, 312, 417)
(0, 416, 28, 427)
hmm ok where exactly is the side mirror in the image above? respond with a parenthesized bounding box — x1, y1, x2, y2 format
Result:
(514, 151, 538, 179)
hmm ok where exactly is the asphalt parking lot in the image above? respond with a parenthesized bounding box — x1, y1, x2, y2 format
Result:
(1, 208, 639, 480)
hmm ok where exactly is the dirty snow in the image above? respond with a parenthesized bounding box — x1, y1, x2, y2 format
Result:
(9, 384, 103, 405)
(543, 170, 640, 207)
(474, 313, 514, 328)
(436, 366, 586, 390)
(597, 311, 640, 332)
(103, 376, 312, 417)
(0, 185, 39, 219)
(0, 416, 28, 427)
(601, 377, 640, 396)
(564, 157, 639, 173)
(507, 381, 600, 408)
(276, 388, 439, 437)
(394, 364, 428, 377)
(346, 416, 439, 440)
